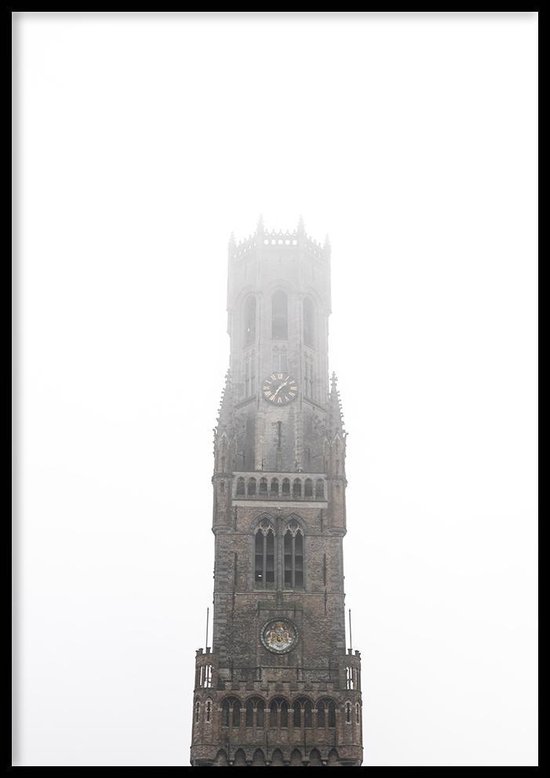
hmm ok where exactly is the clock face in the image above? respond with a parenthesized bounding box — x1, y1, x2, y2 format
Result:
(261, 619, 298, 654)
(262, 373, 298, 405)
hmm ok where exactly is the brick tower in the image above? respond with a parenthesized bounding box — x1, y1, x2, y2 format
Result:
(190, 218, 363, 767)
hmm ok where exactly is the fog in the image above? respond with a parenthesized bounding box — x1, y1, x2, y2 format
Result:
(13, 12, 537, 766)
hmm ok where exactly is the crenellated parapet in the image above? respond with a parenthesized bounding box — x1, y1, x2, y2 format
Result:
(228, 217, 330, 264)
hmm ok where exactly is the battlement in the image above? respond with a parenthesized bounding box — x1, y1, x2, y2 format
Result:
(229, 220, 329, 263)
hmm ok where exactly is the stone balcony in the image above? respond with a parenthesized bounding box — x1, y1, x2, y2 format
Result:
(233, 472, 327, 502)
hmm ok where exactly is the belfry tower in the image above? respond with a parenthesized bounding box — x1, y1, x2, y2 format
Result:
(190, 219, 363, 767)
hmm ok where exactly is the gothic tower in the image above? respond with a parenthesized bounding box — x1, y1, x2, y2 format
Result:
(190, 218, 363, 767)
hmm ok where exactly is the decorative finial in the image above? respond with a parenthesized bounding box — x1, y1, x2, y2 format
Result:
(228, 231, 236, 246)
(256, 214, 264, 235)
(297, 215, 305, 235)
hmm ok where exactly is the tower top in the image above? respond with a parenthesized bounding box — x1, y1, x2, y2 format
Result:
(228, 218, 329, 263)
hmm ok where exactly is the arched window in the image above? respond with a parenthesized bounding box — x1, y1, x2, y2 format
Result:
(304, 354, 314, 398)
(198, 663, 213, 688)
(327, 700, 336, 727)
(221, 697, 241, 727)
(346, 701, 352, 723)
(244, 296, 256, 346)
(309, 749, 322, 766)
(292, 478, 302, 498)
(356, 702, 361, 724)
(247, 478, 256, 496)
(232, 700, 241, 727)
(282, 478, 290, 496)
(205, 699, 212, 723)
(290, 749, 303, 766)
(270, 478, 279, 496)
(293, 698, 312, 728)
(234, 749, 246, 766)
(269, 698, 289, 728)
(271, 749, 284, 766)
(245, 697, 265, 728)
(304, 700, 313, 728)
(317, 698, 336, 728)
(259, 477, 268, 495)
(272, 291, 288, 340)
(284, 520, 304, 589)
(303, 298, 315, 347)
(315, 479, 324, 498)
(252, 749, 266, 766)
(236, 477, 245, 496)
(195, 700, 200, 723)
(255, 521, 275, 588)
(214, 749, 228, 766)
(244, 350, 256, 398)
(304, 478, 313, 497)
(316, 700, 325, 727)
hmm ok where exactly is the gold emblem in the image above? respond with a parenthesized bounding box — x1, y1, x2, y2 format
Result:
(261, 619, 298, 653)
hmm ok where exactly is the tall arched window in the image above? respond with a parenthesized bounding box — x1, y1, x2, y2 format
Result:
(269, 698, 289, 728)
(284, 520, 304, 589)
(255, 521, 275, 588)
(303, 298, 315, 347)
(272, 291, 288, 340)
(293, 698, 313, 728)
(244, 296, 256, 346)
(245, 698, 265, 727)
(221, 697, 241, 727)
(317, 699, 336, 728)
(244, 350, 256, 397)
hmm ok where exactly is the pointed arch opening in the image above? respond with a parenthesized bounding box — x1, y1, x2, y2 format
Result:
(284, 520, 304, 589)
(255, 521, 275, 589)
(303, 297, 316, 348)
(244, 295, 256, 346)
(272, 290, 288, 340)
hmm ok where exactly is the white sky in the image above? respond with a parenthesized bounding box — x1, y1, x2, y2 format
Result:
(13, 12, 538, 767)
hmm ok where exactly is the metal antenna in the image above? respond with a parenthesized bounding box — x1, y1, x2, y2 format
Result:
(349, 608, 353, 652)
(205, 606, 209, 650)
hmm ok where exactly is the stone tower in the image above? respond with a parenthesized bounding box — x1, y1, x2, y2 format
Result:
(190, 218, 363, 767)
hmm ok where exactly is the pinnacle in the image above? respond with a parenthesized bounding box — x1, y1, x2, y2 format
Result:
(215, 370, 233, 431)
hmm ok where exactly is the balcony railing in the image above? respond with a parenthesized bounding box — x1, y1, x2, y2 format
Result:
(233, 472, 327, 501)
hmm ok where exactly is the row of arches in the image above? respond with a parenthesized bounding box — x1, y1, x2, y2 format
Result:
(221, 696, 339, 728)
(243, 293, 317, 347)
(236, 476, 325, 499)
(194, 695, 361, 731)
(210, 747, 342, 766)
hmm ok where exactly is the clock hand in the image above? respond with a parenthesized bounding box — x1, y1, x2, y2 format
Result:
(273, 379, 290, 398)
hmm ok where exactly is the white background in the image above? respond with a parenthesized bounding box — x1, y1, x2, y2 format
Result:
(13, 12, 538, 766)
